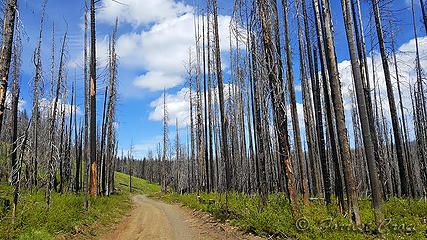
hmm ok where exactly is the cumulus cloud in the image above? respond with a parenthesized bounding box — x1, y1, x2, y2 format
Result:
(134, 71, 183, 91)
(338, 36, 427, 140)
(149, 84, 237, 127)
(149, 87, 190, 126)
(96, 0, 239, 92)
(39, 98, 83, 118)
(98, 0, 192, 27)
(121, 13, 236, 91)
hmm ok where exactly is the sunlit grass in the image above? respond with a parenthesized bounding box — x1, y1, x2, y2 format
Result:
(152, 190, 427, 239)
(0, 172, 143, 239)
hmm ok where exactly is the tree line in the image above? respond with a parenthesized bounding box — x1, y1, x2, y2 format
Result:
(0, 0, 120, 222)
(131, 0, 427, 228)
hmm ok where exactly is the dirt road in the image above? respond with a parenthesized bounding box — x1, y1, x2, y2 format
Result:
(100, 195, 261, 240)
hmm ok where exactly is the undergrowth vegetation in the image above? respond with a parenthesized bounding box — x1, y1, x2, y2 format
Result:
(0, 173, 136, 240)
(152, 190, 427, 239)
(114, 171, 161, 195)
(2, 170, 425, 240)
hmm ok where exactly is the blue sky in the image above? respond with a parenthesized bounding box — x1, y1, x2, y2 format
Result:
(13, 0, 427, 158)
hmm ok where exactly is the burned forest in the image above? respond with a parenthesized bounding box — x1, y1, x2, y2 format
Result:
(0, 0, 426, 239)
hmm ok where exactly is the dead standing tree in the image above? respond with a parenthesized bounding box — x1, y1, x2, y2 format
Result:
(281, 0, 309, 205)
(371, 0, 410, 199)
(46, 32, 67, 205)
(258, 0, 299, 210)
(0, 0, 18, 134)
(162, 89, 168, 193)
(106, 19, 118, 196)
(89, 0, 97, 198)
(212, 0, 231, 200)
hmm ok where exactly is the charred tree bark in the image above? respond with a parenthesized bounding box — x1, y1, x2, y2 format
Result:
(281, 0, 309, 205)
(0, 0, 17, 134)
(46, 32, 67, 205)
(371, 0, 410, 198)
(83, 0, 89, 207)
(212, 0, 231, 194)
(301, 0, 322, 196)
(311, 0, 333, 205)
(259, 0, 299, 210)
(89, 0, 97, 198)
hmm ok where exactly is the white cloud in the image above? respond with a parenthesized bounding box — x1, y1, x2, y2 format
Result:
(149, 83, 237, 127)
(338, 36, 427, 141)
(39, 98, 83, 118)
(120, 13, 235, 91)
(149, 87, 191, 126)
(98, 0, 192, 27)
(71, 0, 240, 93)
(134, 71, 183, 91)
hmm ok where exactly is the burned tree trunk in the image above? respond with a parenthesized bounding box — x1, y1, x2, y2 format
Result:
(371, 0, 410, 198)
(281, 0, 309, 205)
(258, 0, 299, 209)
(46, 32, 67, 205)
(0, 0, 17, 134)
(89, 0, 97, 198)
(212, 0, 231, 193)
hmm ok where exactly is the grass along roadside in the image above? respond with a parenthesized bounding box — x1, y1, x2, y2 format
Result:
(114, 171, 161, 195)
(0, 171, 158, 240)
(3, 169, 424, 240)
(150, 190, 427, 239)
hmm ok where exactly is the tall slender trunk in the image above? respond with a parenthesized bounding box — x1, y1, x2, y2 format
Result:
(250, 35, 264, 200)
(281, 0, 308, 205)
(371, 0, 410, 198)
(0, 0, 17, 134)
(316, 0, 352, 211)
(106, 19, 118, 195)
(10, 22, 20, 211)
(212, 0, 231, 194)
(411, 0, 427, 197)
(341, 0, 383, 225)
(206, 3, 215, 191)
(351, 0, 381, 195)
(46, 32, 67, 205)
(74, 84, 81, 194)
(202, 13, 210, 192)
(259, 0, 298, 210)
(83, 0, 89, 207)
(100, 86, 108, 195)
(31, 1, 46, 192)
(162, 89, 168, 192)
(301, 0, 322, 196)
(295, 0, 317, 199)
(311, 0, 333, 205)
(89, 0, 97, 198)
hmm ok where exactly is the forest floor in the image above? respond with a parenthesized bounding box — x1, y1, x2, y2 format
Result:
(97, 194, 261, 240)
(1, 172, 425, 239)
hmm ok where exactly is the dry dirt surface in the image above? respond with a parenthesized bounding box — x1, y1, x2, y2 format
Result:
(99, 195, 263, 240)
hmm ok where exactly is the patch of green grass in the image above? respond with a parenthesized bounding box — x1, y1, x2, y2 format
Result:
(152, 190, 427, 239)
(0, 172, 148, 239)
(114, 171, 161, 195)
